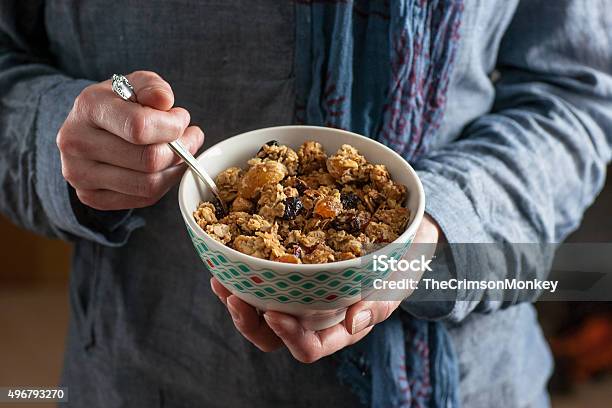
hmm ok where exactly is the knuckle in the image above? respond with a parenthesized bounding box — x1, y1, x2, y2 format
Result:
(56, 128, 69, 152)
(140, 144, 164, 173)
(75, 189, 97, 208)
(180, 109, 191, 127)
(172, 121, 184, 140)
(73, 89, 91, 111)
(191, 126, 205, 148)
(183, 127, 204, 155)
(171, 110, 190, 139)
(125, 111, 147, 144)
(61, 162, 78, 183)
(56, 128, 82, 156)
(72, 87, 98, 120)
(138, 173, 162, 198)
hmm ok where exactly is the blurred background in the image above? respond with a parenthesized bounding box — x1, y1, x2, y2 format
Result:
(0, 168, 611, 408)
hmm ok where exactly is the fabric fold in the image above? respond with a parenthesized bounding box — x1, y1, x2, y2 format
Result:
(295, 0, 464, 406)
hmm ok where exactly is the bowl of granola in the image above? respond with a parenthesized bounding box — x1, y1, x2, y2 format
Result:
(179, 125, 424, 330)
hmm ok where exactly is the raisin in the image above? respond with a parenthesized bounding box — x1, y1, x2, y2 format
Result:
(257, 140, 279, 154)
(211, 198, 227, 219)
(282, 196, 303, 220)
(331, 218, 357, 234)
(340, 192, 360, 209)
(354, 211, 371, 232)
(329, 219, 342, 230)
(349, 216, 363, 234)
(295, 178, 309, 195)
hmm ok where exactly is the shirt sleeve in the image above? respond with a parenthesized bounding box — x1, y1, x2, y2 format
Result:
(402, 0, 612, 321)
(0, 1, 144, 245)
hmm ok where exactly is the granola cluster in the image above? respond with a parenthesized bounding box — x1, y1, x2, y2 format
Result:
(193, 140, 410, 264)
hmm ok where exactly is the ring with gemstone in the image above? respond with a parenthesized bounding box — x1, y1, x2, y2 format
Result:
(111, 74, 137, 102)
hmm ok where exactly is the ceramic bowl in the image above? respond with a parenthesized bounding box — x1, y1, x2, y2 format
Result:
(178, 125, 425, 330)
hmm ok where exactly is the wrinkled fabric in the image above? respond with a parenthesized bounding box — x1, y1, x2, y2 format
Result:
(336, 316, 459, 408)
(1, 1, 611, 407)
(406, 0, 612, 323)
(296, 0, 463, 158)
(295, 1, 463, 406)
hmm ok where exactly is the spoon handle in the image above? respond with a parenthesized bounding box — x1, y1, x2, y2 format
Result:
(168, 140, 227, 213)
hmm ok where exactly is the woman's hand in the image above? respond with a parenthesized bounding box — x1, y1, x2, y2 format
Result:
(210, 213, 442, 363)
(56, 71, 204, 210)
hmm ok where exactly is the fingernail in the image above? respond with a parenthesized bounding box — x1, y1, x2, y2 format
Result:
(264, 313, 288, 336)
(263, 313, 276, 328)
(351, 310, 372, 334)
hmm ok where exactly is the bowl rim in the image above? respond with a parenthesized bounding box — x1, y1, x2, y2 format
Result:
(178, 125, 425, 271)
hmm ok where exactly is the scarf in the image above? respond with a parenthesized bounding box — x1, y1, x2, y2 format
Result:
(295, 1, 464, 407)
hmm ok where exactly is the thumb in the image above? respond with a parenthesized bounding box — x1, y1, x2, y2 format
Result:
(126, 70, 175, 111)
(345, 300, 401, 335)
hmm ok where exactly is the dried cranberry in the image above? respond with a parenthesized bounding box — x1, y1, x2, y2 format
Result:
(340, 192, 360, 209)
(282, 196, 303, 220)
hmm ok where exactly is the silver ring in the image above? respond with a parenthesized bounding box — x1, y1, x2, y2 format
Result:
(111, 74, 137, 102)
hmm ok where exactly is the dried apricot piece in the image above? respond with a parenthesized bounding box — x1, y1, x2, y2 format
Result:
(314, 196, 343, 218)
(275, 254, 301, 264)
(238, 161, 288, 199)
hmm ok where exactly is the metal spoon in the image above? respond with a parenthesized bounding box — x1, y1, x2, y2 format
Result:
(111, 74, 227, 213)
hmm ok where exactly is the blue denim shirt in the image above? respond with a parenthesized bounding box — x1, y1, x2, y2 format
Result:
(1, 1, 611, 407)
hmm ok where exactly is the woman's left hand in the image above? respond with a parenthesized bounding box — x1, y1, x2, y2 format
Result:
(210, 214, 441, 363)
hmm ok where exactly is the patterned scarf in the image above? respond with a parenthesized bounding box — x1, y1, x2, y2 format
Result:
(295, 1, 464, 407)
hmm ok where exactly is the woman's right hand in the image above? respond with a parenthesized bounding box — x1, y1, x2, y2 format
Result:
(56, 71, 204, 210)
